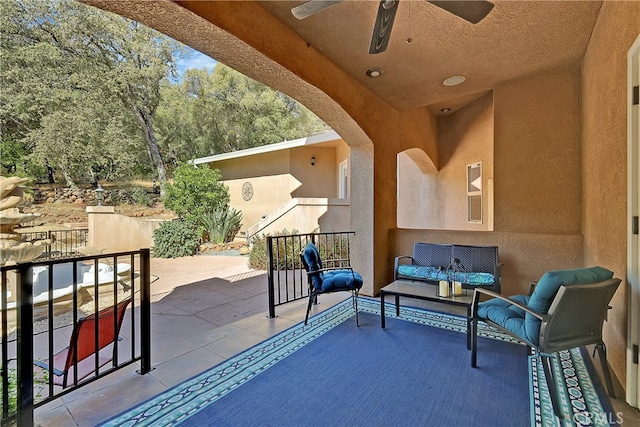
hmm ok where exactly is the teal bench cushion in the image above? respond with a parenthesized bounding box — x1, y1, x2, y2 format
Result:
(397, 265, 447, 281)
(397, 265, 495, 286)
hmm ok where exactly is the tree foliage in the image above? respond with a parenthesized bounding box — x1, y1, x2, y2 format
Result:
(0, 0, 328, 186)
(155, 66, 328, 164)
(162, 163, 229, 222)
(0, 0, 181, 186)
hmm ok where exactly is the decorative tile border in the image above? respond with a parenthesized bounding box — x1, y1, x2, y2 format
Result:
(531, 348, 614, 427)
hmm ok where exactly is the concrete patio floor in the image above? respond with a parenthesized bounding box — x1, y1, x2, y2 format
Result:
(33, 254, 346, 426)
(33, 254, 640, 426)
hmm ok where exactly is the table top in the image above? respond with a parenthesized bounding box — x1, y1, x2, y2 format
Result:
(381, 280, 474, 306)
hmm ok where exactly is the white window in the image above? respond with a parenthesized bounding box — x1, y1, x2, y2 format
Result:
(467, 162, 482, 223)
(339, 160, 349, 198)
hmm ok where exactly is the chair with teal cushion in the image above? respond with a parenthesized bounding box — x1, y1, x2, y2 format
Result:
(470, 266, 621, 419)
(300, 243, 363, 325)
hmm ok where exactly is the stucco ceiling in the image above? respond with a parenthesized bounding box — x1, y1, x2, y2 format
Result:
(84, 0, 602, 117)
(256, 0, 602, 114)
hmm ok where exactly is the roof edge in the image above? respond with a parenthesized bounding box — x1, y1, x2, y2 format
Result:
(191, 129, 339, 165)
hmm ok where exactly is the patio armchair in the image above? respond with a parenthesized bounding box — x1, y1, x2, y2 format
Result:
(34, 298, 131, 388)
(469, 266, 620, 418)
(300, 243, 363, 326)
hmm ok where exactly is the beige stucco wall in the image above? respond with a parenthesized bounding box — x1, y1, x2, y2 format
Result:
(494, 65, 582, 235)
(397, 149, 441, 228)
(211, 143, 348, 234)
(290, 147, 337, 198)
(582, 1, 640, 387)
(438, 93, 494, 231)
(397, 93, 494, 231)
(87, 207, 166, 252)
(247, 198, 350, 237)
(225, 174, 298, 234)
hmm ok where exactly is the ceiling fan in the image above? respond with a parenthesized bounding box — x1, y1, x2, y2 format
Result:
(291, 0, 494, 54)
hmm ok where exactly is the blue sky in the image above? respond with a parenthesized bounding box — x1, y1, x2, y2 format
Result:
(176, 48, 218, 77)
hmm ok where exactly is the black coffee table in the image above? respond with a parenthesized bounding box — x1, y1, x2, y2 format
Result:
(380, 280, 474, 348)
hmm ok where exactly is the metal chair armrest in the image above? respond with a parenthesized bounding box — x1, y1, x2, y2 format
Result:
(394, 256, 414, 265)
(472, 287, 546, 321)
(394, 256, 414, 280)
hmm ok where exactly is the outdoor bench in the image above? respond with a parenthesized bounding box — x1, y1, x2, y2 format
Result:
(394, 242, 501, 293)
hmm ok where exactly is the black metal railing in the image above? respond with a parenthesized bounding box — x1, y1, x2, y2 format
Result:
(1, 249, 152, 426)
(19, 229, 89, 260)
(266, 231, 355, 318)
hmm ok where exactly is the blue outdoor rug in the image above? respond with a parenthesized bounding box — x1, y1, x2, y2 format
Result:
(101, 298, 615, 427)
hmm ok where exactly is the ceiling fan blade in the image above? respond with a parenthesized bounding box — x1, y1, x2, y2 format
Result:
(291, 1, 343, 20)
(428, 1, 494, 24)
(369, 0, 400, 55)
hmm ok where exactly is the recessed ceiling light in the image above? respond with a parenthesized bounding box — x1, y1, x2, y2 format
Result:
(366, 68, 383, 78)
(443, 75, 465, 86)
(440, 108, 451, 113)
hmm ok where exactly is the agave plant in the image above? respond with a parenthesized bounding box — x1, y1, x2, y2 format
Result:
(201, 207, 243, 244)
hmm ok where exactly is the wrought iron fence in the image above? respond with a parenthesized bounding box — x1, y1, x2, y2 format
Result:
(19, 229, 89, 260)
(1, 249, 152, 426)
(266, 231, 355, 318)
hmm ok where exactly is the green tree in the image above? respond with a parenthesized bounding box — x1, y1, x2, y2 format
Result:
(209, 65, 328, 151)
(1, 0, 327, 186)
(162, 163, 229, 222)
(155, 65, 329, 162)
(0, 0, 184, 187)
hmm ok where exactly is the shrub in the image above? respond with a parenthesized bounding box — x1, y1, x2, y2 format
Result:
(109, 189, 124, 206)
(248, 229, 300, 270)
(163, 164, 229, 222)
(131, 187, 153, 207)
(200, 207, 243, 244)
(109, 188, 136, 205)
(152, 219, 201, 258)
(316, 236, 351, 265)
(248, 233, 268, 270)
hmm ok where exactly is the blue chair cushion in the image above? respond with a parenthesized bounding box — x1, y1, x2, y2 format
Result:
(477, 295, 530, 342)
(477, 294, 530, 319)
(523, 266, 613, 343)
(478, 266, 613, 345)
(302, 244, 364, 293)
(302, 243, 324, 291)
(321, 270, 364, 292)
(527, 266, 613, 314)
